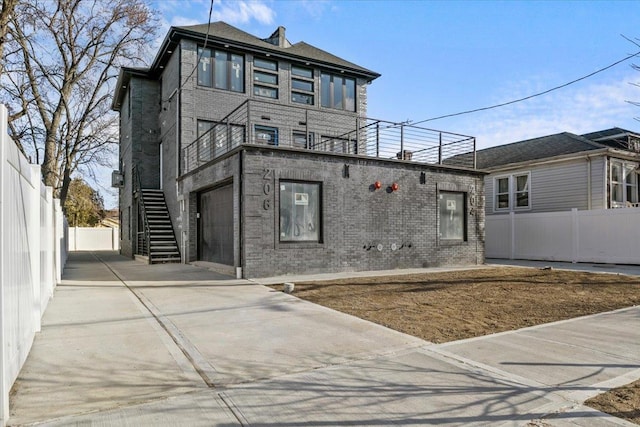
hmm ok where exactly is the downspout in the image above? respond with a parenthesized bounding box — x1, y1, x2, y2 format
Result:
(603, 156, 609, 209)
(177, 45, 183, 262)
(586, 156, 592, 210)
(238, 151, 243, 279)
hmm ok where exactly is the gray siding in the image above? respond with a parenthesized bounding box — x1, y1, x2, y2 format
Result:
(485, 155, 608, 214)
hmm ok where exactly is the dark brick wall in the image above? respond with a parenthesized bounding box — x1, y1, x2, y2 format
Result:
(178, 146, 485, 278)
(118, 77, 160, 257)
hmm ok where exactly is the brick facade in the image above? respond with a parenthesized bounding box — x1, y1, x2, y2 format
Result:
(179, 146, 485, 278)
(114, 22, 485, 275)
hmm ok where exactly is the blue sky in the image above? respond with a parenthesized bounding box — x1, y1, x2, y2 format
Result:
(150, 0, 640, 148)
(99, 0, 640, 208)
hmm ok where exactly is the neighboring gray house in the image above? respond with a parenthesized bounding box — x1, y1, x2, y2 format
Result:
(477, 128, 640, 215)
(111, 22, 484, 277)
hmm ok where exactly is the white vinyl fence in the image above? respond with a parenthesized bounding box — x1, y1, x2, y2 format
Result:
(0, 105, 67, 424)
(486, 208, 640, 264)
(68, 227, 119, 251)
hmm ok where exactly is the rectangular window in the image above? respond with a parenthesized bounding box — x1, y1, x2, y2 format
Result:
(494, 173, 531, 211)
(198, 47, 244, 92)
(292, 65, 313, 79)
(292, 92, 314, 105)
(254, 71, 278, 85)
(292, 76, 315, 105)
(197, 48, 212, 87)
(253, 57, 278, 99)
(320, 72, 356, 111)
(255, 125, 278, 145)
(495, 177, 509, 210)
(254, 57, 277, 71)
(439, 192, 466, 241)
(280, 181, 321, 242)
(611, 160, 639, 207)
(292, 79, 313, 92)
(197, 120, 215, 163)
(254, 85, 278, 99)
(514, 174, 529, 208)
(197, 120, 245, 159)
(293, 131, 314, 149)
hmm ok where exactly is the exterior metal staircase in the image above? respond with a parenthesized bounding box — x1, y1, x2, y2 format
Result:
(138, 189, 181, 264)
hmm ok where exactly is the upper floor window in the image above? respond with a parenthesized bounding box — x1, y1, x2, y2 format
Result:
(611, 160, 639, 207)
(494, 173, 530, 211)
(198, 48, 244, 92)
(321, 72, 355, 111)
(253, 57, 278, 99)
(255, 125, 278, 145)
(292, 65, 314, 106)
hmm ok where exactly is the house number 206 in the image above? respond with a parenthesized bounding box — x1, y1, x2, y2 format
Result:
(263, 169, 273, 210)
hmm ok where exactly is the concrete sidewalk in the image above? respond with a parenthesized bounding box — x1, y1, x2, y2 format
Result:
(7, 252, 640, 426)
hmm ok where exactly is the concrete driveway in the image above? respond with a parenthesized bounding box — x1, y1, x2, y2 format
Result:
(7, 252, 640, 426)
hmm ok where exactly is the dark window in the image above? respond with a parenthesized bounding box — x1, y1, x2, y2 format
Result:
(255, 125, 278, 145)
(292, 66, 314, 105)
(197, 47, 244, 92)
(254, 86, 278, 99)
(439, 192, 466, 241)
(293, 131, 314, 149)
(253, 57, 278, 99)
(320, 72, 355, 111)
(280, 181, 321, 242)
(292, 92, 314, 105)
(292, 65, 313, 79)
(254, 57, 277, 71)
(254, 71, 278, 85)
(292, 79, 313, 92)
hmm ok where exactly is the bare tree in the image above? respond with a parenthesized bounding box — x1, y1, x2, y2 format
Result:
(0, 0, 18, 75)
(2, 0, 158, 206)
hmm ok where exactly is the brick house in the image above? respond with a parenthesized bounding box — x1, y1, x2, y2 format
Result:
(111, 22, 485, 278)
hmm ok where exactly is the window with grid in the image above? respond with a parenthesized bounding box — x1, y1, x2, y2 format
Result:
(253, 57, 278, 99)
(292, 65, 314, 105)
(611, 160, 639, 207)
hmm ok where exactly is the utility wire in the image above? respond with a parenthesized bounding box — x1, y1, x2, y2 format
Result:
(411, 50, 640, 126)
(164, 0, 214, 103)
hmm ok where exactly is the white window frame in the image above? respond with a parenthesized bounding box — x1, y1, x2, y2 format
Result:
(494, 175, 510, 211)
(610, 160, 639, 208)
(493, 172, 531, 212)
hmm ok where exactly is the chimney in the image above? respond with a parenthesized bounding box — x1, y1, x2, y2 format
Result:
(265, 26, 290, 48)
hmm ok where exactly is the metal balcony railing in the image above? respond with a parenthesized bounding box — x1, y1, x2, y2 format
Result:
(182, 99, 476, 174)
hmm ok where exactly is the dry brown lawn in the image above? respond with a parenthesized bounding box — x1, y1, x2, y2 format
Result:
(270, 266, 640, 425)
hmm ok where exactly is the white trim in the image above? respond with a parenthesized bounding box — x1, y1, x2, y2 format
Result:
(492, 172, 531, 213)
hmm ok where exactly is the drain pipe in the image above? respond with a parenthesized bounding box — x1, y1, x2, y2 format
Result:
(237, 150, 244, 279)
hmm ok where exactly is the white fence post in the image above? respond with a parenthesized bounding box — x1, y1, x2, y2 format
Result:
(0, 101, 9, 426)
(571, 208, 578, 263)
(509, 211, 515, 260)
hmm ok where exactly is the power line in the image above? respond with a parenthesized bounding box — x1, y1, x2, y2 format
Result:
(164, 0, 214, 103)
(411, 50, 640, 126)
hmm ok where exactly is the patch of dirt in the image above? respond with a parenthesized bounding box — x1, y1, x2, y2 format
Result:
(270, 266, 640, 425)
(585, 379, 640, 424)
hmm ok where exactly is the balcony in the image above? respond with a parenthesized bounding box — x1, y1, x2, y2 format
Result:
(182, 99, 476, 175)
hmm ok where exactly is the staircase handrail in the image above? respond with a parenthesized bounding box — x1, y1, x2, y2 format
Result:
(133, 166, 151, 258)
